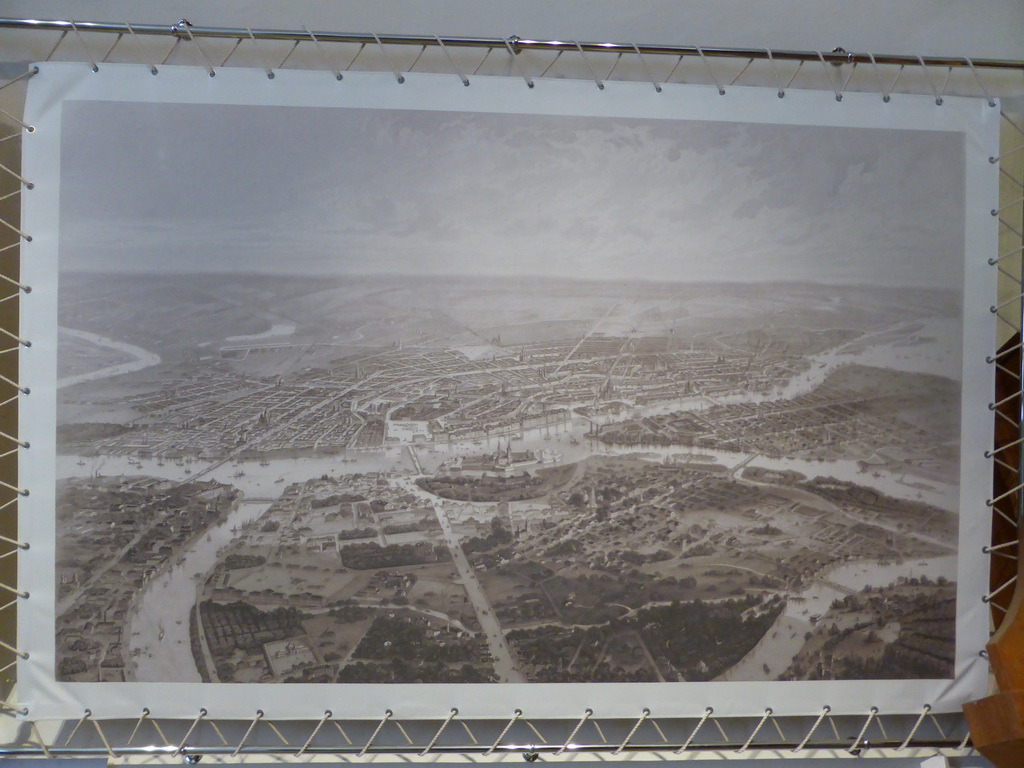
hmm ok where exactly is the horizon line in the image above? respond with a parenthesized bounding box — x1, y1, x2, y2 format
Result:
(59, 269, 960, 293)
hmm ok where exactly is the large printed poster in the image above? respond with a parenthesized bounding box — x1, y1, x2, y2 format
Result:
(19, 64, 998, 719)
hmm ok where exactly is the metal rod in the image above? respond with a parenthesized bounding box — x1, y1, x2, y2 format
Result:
(0, 739, 974, 758)
(0, 19, 1021, 71)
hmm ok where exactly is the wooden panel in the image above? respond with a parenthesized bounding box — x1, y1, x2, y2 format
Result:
(964, 691, 1024, 767)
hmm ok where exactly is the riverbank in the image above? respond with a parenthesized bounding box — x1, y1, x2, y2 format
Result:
(58, 326, 161, 388)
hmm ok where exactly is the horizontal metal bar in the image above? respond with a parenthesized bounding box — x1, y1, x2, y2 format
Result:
(0, 18, 1021, 71)
(0, 740, 974, 758)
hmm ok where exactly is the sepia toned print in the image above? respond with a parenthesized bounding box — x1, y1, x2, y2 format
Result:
(53, 100, 964, 686)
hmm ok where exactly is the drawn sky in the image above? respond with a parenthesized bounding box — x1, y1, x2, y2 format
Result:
(59, 99, 965, 288)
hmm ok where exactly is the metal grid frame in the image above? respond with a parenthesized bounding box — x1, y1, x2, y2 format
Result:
(0, 17, 1021, 761)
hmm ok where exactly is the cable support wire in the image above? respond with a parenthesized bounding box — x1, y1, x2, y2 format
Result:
(989, 389, 1022, 411)
(0, 161, 33, 188)
(728, 57, 755, 87)
(177, 21, 215, 77)
(793, 706, 831, 751)
(125, 21, 158, 74)
(0, 478, 27, 496)
(849, 707, 879, 753)
(0, 581, 27, 599)
(998, 218, 1024, 241)
(28, 721, 52, 759)
(1001, 167, 1024, 190)
(0, 325, 29, 348)
(486, 712, 522, 755)
(695, 46, 726, 94)
(175, 709, 207, 756)
(305, 27, 342, 80)
(262, 719, 289, 745)
(69, 21, 98, 72)
(0, 533, 27, 549)
(738, 709, 773, 752)
(602, 51, 624, 82)
(63, 712, 90, 747)
(558, 709, 593, 754)
(207, 720, 230, 748)
(958, 729, 973, 750)
(276, 40, 302, 71)
(0, 373, 28, 394)
(372, 33, 404, 83)
(964, 57, 997, 105)
(0, 105, 34, 134)
(391, 720, 414, 745)
(916, 55, 947, 104)
(330, 720, 353, 746)
(993, 145, 1024, 164)
(0, 18, 1021, 74)
(990, 290, 1024, 313)
(421, 709, 459, 756)
(231, 711, 263, 757)
(898, 706, 932, 750)
(987, 480, 1024, 507)
(988, 549, 1017, 561)
(97, 32, 122, 65)
(246, 27, 275, 79)
(460, 720, 479, 745)
(613, 709, 650, 754)
(816, 51, 846, 101)
(0, 638, 27, 659)
(992, 504, 1018, 531)
(575, 41, 604, 90)
(90, 718, 117, 759)
(676, 708, 714, 753)
(870, 55, 902, 102)
(0, 739, 986, 760)
(435, 35, 469, 86)
(988, 340, 1024, 362)
(984, 574, 1017, 603)
(296, 711, 332, 757)
(1004, 112, 1024, 138)
(116, 717, 151, 749)
(929, 712, 948, 740)
(0, 267, 31, 293)
(632, 43, 662, 92)
(0, 217, 29, 242)
(0, 698, 976, 752)
(994, 313, 1022, 335)
(358, 710, 392, 757)
(471, 47, 494, 76)
(991, 453, 1019, 476)
(984, 539, 1020, 553)
(876, 715, 890, 742)
(0, 430, 27, 448)
(994, 196, 1024, 216)
(995, 264, 1024, 285)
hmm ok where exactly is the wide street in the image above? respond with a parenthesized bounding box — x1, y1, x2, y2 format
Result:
(431, 502, 526, 683)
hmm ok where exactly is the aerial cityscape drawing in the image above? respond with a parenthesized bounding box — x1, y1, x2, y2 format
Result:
(52, 99, 966, 685)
